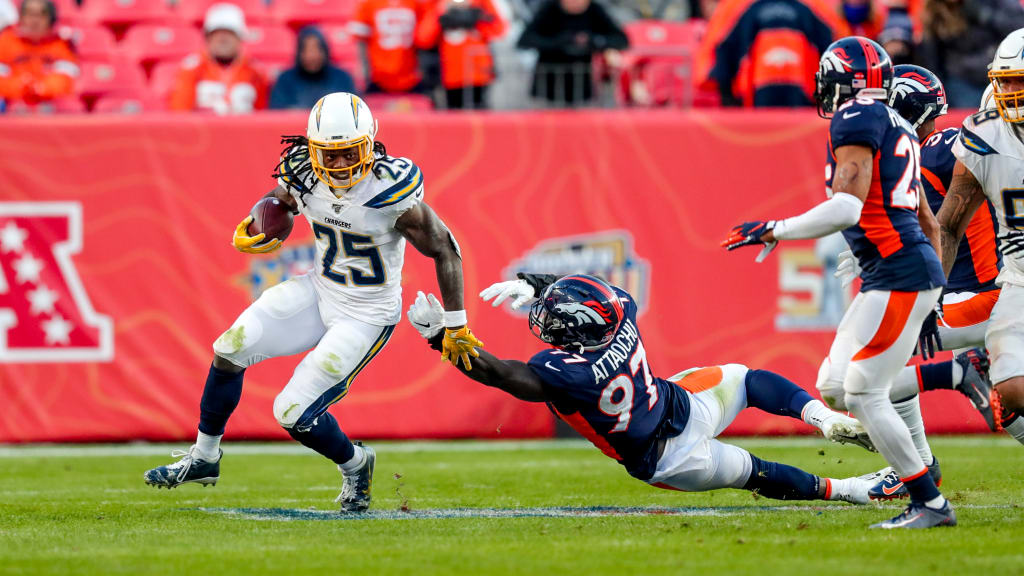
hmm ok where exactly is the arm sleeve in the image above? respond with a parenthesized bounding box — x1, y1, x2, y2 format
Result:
(590, 4, 628, 50)
(773, 192, 864, 240)
(477, 0, 507, 41)
(349, 0, 373, 38)
(415, 4, 441, 49)
(517, 2, 562, 50)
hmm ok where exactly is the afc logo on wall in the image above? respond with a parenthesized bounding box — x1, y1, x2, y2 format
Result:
(0, 203, 113, 362)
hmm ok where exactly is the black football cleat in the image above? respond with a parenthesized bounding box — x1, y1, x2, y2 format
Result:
(870, 501, 957, 529)
(954, 349, 1001, 432)
(144, 446, 221, 489)
(336, 442, 375, 513)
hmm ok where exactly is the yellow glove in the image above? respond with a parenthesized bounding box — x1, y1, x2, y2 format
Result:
(232, 215, 282, 254)
(441, 326, 483, 370)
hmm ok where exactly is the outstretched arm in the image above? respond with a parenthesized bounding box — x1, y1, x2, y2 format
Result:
(408, 291, 546, 402)
(936, 161, 986, 278)
(918, 186, 942, 260)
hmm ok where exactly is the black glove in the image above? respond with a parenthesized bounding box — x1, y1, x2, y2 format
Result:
(915, 305, 944, 360)
(516, 272, 560, 297)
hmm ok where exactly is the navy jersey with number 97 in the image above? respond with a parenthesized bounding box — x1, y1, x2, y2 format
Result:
(825, 97, 945, 292)
(526, 287, 690, 481)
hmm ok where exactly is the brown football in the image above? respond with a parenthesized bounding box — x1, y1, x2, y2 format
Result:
(248, 197, 294, 243)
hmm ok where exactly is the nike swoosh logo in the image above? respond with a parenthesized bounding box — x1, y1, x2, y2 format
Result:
(843, 111, 861, 119)
(545, 361, 561, 372)
(891, 512, 924, 528)
(945, 135, 958, 145)
(882, 483, 903, 496)
(974, 392, 989, 409)
(413, 321, 430, 328)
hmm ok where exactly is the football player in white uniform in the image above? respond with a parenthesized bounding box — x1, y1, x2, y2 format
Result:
(144, 92, 482, 512)
(937, 28, 1024, 446)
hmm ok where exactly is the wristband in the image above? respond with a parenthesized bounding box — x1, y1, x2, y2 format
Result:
(443, 310, 467, 328)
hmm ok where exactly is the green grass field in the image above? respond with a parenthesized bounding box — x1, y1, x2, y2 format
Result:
(2, 437, 1022, 575)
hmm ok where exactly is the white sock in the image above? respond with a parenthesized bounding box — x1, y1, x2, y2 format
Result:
(339, 444, 366, 474)
(889, 366, 921, 401)
(1004, 417, 1024, 446)
(800, 399, 834, 430)
(195, 432, 222, 461)
(846, 390, 925, 478)
(925, 494, 947, 509)
(823, 477, 845, 500)
(892, 396, 933, 466)
(950, 361, 965, 389)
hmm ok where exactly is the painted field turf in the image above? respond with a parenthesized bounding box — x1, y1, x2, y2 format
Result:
(1, 438, 1022, 575)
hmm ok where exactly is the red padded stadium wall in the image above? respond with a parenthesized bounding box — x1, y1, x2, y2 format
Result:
(0, 110, 989, 442)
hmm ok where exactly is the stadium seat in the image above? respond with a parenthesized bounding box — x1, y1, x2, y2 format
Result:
(620, 20, 703, 107)
(624, 19, 702, 52)
(80, 0, 177, 29)
(121, 24, 203, 68)
(7, 97, 87, 114)
(271, 0, 355, 29)
(258, 56, 292, 83)
(172, 0, 271, 26)
(93, 93, 166, 113)
(362, 93, 433, 112)
(58, 24, 117, 61)
(53, 0, 88, 26)
(76, 57, 147, 98)
(321, 24, 358, 61)
(148, 60, 182, 100)
(244, 25, 296, 62)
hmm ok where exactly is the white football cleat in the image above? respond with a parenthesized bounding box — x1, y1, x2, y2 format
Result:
(829, 468, 889, 505)
(820, 412, 876, 452)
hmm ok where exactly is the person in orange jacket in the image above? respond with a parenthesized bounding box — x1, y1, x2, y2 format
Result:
(416, 0, 505, 109)
(349, 0, 426, 94)
(169, 3, 268, 114)
(0, 0, 78, 107)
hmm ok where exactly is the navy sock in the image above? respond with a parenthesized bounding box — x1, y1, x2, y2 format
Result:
(743, 454, 822, 500)
(744, 369, 815, 419)
(919, 361, 955, 391)
(198, 364, 245, 436)
(904, 470, 942, 504)
(287, 412, 355, 466)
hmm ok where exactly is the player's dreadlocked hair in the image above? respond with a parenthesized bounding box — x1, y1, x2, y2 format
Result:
(272, 135, 317, 208)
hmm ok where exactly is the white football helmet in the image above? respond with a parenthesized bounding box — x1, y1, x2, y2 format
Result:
(988, 28, 1024, 123)
(307, 92, 378, 191)
(981, 84, 994, 110)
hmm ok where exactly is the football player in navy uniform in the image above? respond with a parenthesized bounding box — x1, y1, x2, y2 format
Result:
(722, 38, 955, 529)
(406, 274, 886, 507)
(837, 64, 1003, 500)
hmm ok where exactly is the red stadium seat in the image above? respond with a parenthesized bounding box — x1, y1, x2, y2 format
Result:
(121, 24, 203, 68)
(53, 0, 88, 26)
(80, 0, 177, 28)
(258, 56, 292, 83)
(624, 19, 702, 52)
(244, 25, 296, 62)
(172, 0, 271, 26)
(271, 0, 355, 29)
(7, 97, 87, 113)
(362, 93, 432, 112)
(321, 24, 358, 61)
(93, 92, 166, 112)
(58, 24, 116, 61)
(620, 20, 703, 107)
(77, 57, 146, 98)
(148, 60, 182, 99)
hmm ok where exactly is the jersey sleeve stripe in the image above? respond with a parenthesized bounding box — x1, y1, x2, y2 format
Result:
(959, 127, 997, 156)
(364, 166, 422, 208)
(921, 166, 947, 196)
(965, 202, 1002, 285)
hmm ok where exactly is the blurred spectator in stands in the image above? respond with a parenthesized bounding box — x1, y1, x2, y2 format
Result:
(350, 0, 425, 94)
(703, 0, 835, 107)
(0, 0, 77, 108)
(687, 0, 719, 20)
(416, 0, 505, 109)
(270, 27, 357, 110)
(170, 3, 268, 114)
(838, 0, 884, 40)
(878, 8, 914, 65)
(517, 0, 627, 106)
(0, 0, 17, 30)
(919, 0, 1024, 108)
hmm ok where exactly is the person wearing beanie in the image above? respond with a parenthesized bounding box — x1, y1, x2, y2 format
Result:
(269, 26, 357, 110)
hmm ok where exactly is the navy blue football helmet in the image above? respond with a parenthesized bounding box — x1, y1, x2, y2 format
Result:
(888, 64, 948, 129)
(528, 275, 624, 350)
(814, 36, 893, 118)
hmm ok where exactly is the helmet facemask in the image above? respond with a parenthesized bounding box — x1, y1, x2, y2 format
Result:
(308, 135, 374, 192)
(989, 69, 1024, 123)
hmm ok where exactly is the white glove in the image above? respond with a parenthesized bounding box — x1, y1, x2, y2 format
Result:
(406, 291, 444, 339)
(834, 250, 862, 288)
(479, 279, 535, 310)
